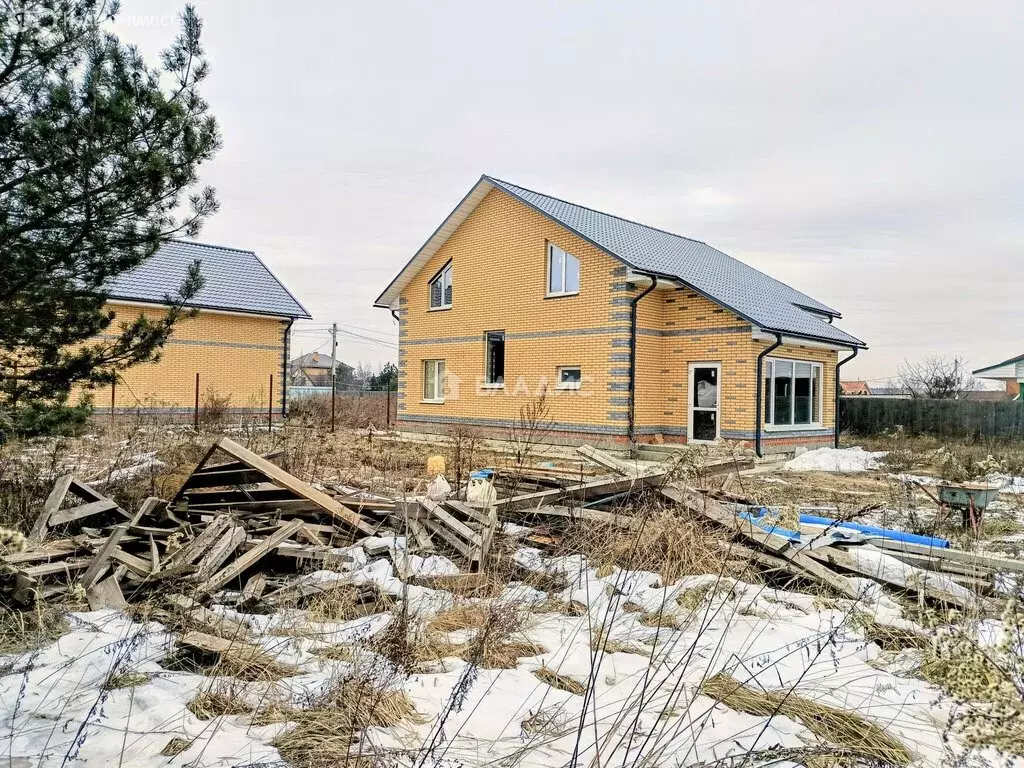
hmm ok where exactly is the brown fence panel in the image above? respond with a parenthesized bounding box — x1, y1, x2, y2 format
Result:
(840, 397, 1024, 441)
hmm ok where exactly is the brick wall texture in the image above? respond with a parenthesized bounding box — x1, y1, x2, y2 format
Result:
(395, 188, 842, 451)
(88, 302, 288, 414)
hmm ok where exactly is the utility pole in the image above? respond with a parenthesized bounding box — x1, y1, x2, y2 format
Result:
(330, 322, 338, 432)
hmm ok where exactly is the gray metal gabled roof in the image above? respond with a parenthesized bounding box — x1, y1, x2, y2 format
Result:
(105, 240, 311, 319)
(374, 175, 864, 348)
(485, 177, 863, 348)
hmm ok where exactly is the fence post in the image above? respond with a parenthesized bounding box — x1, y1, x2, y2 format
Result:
(110, 379, 116, 422)
(386, 385, 391, 428)
(269, 374, 274, 433)
(331, 381, 336, 432)
(193, 372, 200, 430)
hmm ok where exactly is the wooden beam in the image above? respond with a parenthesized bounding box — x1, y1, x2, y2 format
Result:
(660, 484, 860, 599)
(49, 499, 118, 527)
(164, 515, 233, 568)
(420, 499, 482, 546)
(406, 519, 435, 552)
(79, 525, 128, 589)
(193, 525, 246, 579)
(210, 438, 374, 534)
(87, 576, 127, 610)
(196, 519, 303, 595)
(445, 499, 493, 527)
(866, 537, 1024, 574)
(110, 548, 152, 577)
(577, 444, 646, 476)
(423, 518, 479, 561)
(29, 474, 73, 543)
(497, 473, 658, 512)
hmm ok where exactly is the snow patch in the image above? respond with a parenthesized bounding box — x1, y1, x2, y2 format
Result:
(784, 446, 886, 473)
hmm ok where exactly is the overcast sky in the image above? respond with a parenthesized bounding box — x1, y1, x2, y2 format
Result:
(114, 1, 1024, 383)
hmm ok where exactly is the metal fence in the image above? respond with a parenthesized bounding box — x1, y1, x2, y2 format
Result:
(840, 397, 1024, 441)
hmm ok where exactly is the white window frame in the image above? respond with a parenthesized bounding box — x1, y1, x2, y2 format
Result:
(556, 366, 582, 390)
(546, 243, 580, 297)
(763, 357, 823, 430)
(688, 362, 721, 444)
(422, 359, 445, 403)
(428, 263, 452, 310)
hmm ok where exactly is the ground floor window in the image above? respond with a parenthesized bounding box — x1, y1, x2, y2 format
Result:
(557, 366, 582, 390)
(423, 359, 445, 402)
(484, 331, 505, 386)
(764, 358, 822, 427)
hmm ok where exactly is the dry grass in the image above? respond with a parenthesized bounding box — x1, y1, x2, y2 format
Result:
(533, 666, 587, 696)
(638, 611, 684, 630)
(428, 604, 489, 633)
(700, 672, 912, 765)
(591, 628, 648, 656)
(103, 671, 151, 690)
(0, 602, 71, 654)
(214, 645, 298, 681)
(562, 504, 728, 586)
(160, 738, 193, 757)
(411, 573, 506, 599)
(255, 677, 424, 768)
(187, 689, 254, 720)
(305, 586, 394, 623)
(529, 598, 587, 617)
(313, 644, 357, 661)
(677, 580, 737, 611)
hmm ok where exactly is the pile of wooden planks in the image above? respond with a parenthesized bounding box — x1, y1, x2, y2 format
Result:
(1, 438, 375, 608)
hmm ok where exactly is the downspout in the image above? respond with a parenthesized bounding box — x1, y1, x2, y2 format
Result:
(628, 274, 658, 444)
(754, 332, 784, 458)
(282, 319, 294, 417)
(834, 346, 859, 448)
(390, 309, 400, 324)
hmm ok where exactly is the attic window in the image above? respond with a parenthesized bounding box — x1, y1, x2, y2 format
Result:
(429, 262, 453, 309)
(547, 244, 580, 296)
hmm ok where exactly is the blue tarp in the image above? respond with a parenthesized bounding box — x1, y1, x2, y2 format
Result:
(799, 514, 950, 549)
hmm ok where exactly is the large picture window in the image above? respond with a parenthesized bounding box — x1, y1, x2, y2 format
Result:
(429, 262, 452, 309)
(763, 358, 822, 427)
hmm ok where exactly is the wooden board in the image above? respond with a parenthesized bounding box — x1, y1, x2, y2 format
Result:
(79, 525, 128, 589)
(497, 474, 660, 512)
(193, 525, 246, 579)
(209, 438, 374, 534)
(577, 445, 647, 476)
(87, 576, 126, 610)
(196, 519, 303, 594)
(48, 499, 118, 527)
(660, 484, 860, 599)
(29, 474, 73, 543)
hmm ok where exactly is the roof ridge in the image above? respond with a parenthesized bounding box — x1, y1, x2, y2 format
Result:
(484, 175, 711, 248)
(169, 238, 257, 255)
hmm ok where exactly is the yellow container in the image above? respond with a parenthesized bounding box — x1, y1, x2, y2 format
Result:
(426, 455, 446, 476)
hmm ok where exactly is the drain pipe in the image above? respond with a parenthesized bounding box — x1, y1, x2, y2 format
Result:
(834, 346, 859, 448)
(628, 273, 658, 444)
(754, 332, 784, 458)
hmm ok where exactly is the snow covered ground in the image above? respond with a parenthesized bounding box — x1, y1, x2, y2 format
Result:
(1, 538, 1014, 768)
(783, 446, 887, 473)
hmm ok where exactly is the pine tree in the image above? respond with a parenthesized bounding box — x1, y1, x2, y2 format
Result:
(0, 1, 220, 435)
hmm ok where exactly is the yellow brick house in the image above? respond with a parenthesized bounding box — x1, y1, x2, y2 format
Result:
(94, 241, 310, 417)
(375, 177, 866, 454)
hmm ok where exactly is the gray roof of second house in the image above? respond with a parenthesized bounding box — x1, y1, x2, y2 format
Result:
(105, 240, 311, 319)
(374, 176, 865, 348)
(290, 352, 352, 371)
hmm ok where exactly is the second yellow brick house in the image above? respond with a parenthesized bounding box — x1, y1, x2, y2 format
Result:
(375, 176, 866, 454)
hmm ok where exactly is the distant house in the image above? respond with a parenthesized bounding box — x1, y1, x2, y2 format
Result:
(289, 352, 354, 387)
(94, 241, 310, 415)
(973, 354, 1024, 400)
(866, 385, 913, 399)
(840, 381, 870, 396)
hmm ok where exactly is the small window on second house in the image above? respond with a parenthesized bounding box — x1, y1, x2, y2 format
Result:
(429, 263, 452, 309)
(484, 331, 505, 386)
(548, 244, 580, 296)
(557, 366, 582, 390)
(423, 359, 445, 402)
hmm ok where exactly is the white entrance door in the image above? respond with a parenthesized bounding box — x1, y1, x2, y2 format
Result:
(688, 363, 721, 443)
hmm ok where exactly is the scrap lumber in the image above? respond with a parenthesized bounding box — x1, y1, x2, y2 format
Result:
(193, 524, 247, 579)
(497, 473, 660, 512)
(406, 519, 435, 552)
(195, 518, 304, 595)
(48, 499, 119, 527)
(78, 524, 128, 590)
(866, 538, 1024, 574)
(241, 574, 267, 601)
(87, 576, 126, 610)
(164, 515, 234, 569)
(660, 484, 860, 599)
(522, 504, 642, 530)
(805, 545, 975, 609)
(175, 438, 374, 535)
(577, 445, 645, 476)
(28, 474, 73, 543)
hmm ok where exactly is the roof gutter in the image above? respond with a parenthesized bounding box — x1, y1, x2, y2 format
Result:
(834, 346, 859, 449)
(628, 273, 658, 444)
(754, 332, 784, 458)
(282, 318, 294, 416)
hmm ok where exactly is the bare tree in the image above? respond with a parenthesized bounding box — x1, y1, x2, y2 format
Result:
(897, 355, 974, 399)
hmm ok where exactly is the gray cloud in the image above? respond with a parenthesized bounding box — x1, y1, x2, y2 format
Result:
(113, 0, 1024, 381)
